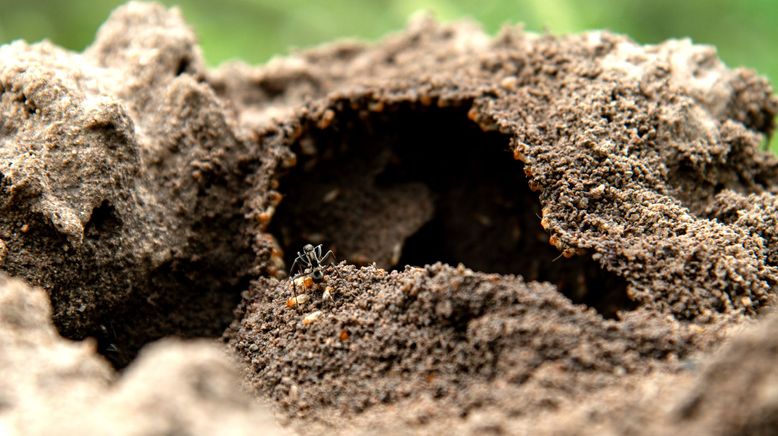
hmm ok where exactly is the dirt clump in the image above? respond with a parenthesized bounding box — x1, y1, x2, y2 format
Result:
(665, 311, 778, 435)
(515, 310, 778, 436)
(0, 273, 285, 435)
(235, 23, 778, 324)
(226, 263, 706, 428)
(0, 2, 263, 366)
(223, 12, 778, 433)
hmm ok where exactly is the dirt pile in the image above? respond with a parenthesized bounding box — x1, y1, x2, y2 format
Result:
(518, 310, 778, 436)
(229, 20, 778, 322)
(0, 273, 285, 435)
(0, 2, 263, 366)
(1, 1, 777, 434)
(219, 8, 778, 433)
(226, 263, 706, 424)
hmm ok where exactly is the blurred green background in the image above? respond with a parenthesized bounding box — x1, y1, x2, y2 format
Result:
(1, 0, 776, 148)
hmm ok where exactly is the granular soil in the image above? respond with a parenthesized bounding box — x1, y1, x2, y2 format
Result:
(225, 263, 704, 426)
(1, 2, 778, 434)
(0, 2, 260, 367)
(0, 272, 285, 435)
(237, 27, 778, 323)
(221, 11, 778, 433)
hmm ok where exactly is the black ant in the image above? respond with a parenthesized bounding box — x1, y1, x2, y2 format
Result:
(289, 243, 340, 307)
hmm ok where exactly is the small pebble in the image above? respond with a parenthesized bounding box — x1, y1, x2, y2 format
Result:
(287, 294, 310, 308)
(303, 310, 323, 325)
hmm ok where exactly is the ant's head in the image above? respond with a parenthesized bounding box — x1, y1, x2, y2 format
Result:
(303, 244, 314, 253)
(312, 269, 324, 282)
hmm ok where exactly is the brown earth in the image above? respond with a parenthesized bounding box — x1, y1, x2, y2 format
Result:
(1, 2, 778, 435)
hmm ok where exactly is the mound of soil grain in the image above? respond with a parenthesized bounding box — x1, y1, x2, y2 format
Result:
(0, 2, 261, 367)
(226, 263, 704, 425)
(232, 21, 778, 323)
(0, 273, 284, 435)
(1, 2, 777, 434)
(218, 8, 778, 434)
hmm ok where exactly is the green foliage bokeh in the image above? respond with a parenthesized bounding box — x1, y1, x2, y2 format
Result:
(1, 0, 776, 149)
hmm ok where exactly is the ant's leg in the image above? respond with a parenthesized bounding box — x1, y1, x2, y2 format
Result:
(290, 257, 301, 278)
(292, 255, 316, 279)
(321, 250, 342, 278)
(321, 250, 335, 264)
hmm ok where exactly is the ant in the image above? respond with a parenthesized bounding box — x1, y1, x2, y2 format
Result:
(289, 243, 340, 308)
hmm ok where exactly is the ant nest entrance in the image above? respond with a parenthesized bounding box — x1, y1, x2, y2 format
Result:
(270, 99, 635, 318)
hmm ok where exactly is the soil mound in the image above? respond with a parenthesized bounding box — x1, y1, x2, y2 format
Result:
(219, 7, 778, 432)
(226, 263, 703, 425)
(231, 19, 778, 323)
(0, 273, 284, 435)
(0, 2, 777, 434)
(0, 2, 261, 366)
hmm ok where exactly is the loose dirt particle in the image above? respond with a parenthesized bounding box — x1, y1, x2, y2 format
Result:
(302, 310, 323, 325)
(287, 294, 310, 309)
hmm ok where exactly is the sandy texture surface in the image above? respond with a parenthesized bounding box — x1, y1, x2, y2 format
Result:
(0, 2, 260, 367)
(0, 273, 284, 435)
(1, 2, 777, 434)
(227, 264, 705, 426)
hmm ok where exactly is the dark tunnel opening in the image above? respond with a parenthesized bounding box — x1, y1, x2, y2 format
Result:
(270, 100, 636, 318)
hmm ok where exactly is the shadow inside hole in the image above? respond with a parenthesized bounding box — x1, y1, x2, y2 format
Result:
(271, 102, 635, 318)
(84, 200, 121, 240)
